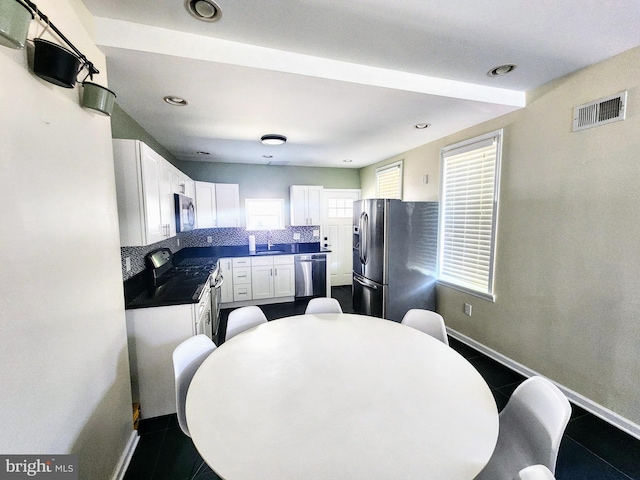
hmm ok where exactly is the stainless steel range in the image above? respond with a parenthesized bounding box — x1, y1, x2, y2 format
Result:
(141, 248, 221, 340)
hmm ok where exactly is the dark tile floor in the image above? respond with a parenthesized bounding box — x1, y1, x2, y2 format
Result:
(125, 286, 640, 480)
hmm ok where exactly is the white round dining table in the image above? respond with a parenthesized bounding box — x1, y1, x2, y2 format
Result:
(186, 313, 498, 479)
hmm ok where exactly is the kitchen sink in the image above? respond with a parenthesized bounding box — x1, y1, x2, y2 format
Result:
(255, 250, 285, 255)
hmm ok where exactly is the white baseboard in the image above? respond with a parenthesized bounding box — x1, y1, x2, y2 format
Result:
(447, 328, 640, 441)
(112, 431, 139, 480)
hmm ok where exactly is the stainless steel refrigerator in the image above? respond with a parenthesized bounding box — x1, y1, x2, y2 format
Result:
(352, 199, 438, 321)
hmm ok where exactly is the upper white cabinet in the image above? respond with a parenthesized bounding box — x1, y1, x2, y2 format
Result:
(195, 181, 217, 229)
(290, 185, 322, 226)
(216, 183, 241, 227)
(113, 140, 175, 246)
(194, 182, 240, 228)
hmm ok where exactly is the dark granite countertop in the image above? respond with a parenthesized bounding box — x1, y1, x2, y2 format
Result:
(124, 243, 329, 310)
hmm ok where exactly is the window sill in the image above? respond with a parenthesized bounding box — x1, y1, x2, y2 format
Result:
(436, 280, 496, 303)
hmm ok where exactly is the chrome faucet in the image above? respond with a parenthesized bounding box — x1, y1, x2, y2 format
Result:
(267, 230, 273, 250)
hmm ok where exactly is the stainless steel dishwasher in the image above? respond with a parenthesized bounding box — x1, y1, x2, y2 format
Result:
(295, 254, 327, 297)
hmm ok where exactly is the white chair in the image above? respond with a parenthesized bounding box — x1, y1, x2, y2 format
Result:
(475, 376, 571, 480)
(225, 305, 268, 340)
(516, 465, 556, 480)
(172, 334, 217, 437)
(305, 297, 343, 314)
(400, 309, 449, 345)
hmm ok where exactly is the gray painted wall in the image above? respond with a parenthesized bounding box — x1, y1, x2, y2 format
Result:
(0, 1, 134, 478)
(362, 46, 640, 429)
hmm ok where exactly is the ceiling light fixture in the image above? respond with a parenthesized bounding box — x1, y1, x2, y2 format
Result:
(262, 155, 273, 159)
(261, 134, 287, 145)
(164, 95, 189, 106)
(343, 159, 353, 163)
(488, 64, 516, 77)
(414, 123, 430, 129)
(196, 151, 210, 155)
(185, 0, 221, 22)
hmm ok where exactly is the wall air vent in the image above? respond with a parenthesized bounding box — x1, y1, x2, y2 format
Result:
(572, 91, 627, 132)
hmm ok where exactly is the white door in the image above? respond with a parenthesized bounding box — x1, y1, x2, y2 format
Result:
(321, 189, 361, 286)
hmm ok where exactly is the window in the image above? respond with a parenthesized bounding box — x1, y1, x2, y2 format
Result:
(327, 197, 354, 219)
(376, 161, 403, 199)
(245, 198, 285, 230)
(437, 130, 502, 300)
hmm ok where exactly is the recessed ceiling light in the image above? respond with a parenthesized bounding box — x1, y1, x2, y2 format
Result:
(488, 64, 516, 77)
(343, 159, 353, 163)
(185, 0, 221, 22)
(414, 123, 430, 129)
(164, 96, 189, 106)
(263, 155, 273, 159)
(196, 151, 210, 155)
(261, 134, 287, 145)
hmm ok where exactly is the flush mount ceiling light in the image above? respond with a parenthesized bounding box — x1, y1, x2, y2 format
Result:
(414, 123, 431, 129)
(185, 0, 222, 22)
(488, 64, 516, 77)
(164, 95, 189, 106)
(261, 134, 287, 145)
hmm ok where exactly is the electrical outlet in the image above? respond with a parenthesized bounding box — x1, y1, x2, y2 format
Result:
(464, 303, 472, 316)
(293, 233, 301, 240)
(125, 257, 131, 272)
(313, 230, 320, 237)
(207, 236, 213, 243)
(177, 238, 180, 247)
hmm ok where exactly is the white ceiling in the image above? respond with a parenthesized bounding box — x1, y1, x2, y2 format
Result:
(83, 0, 640, 168)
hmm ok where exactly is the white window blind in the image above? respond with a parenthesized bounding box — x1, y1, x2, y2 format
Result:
(376, 161, 403, 199)
(438, 131, 502, 299)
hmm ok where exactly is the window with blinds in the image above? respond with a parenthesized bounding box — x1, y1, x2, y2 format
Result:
(376, 161, 403, 199)
(438, 130, 502, 300)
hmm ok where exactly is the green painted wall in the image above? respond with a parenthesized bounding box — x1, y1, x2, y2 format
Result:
(110, 104, 361, 201)
(175, 160, 360, 203)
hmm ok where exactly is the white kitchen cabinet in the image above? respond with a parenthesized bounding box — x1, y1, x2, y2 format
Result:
(252, 256, 295, 300)
(180, 174, 195, 199)
(195, 181, 217, 228)
(232, 257, 252, 301)
(251, 257, 275, 300)
(221, 255, 295, 306)
(290, 185, 322, 226)
(219, 258, 234, 303)
(216, 183, 241, 227)
(160, 161, 179, 239)
(126, 304, 198, 419)
(273, 255, 296, 297)
(113, 139, 171, 246)
(194, 182, 240, 228)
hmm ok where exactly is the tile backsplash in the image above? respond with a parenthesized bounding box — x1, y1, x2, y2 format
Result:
(121, 226, 319, 280)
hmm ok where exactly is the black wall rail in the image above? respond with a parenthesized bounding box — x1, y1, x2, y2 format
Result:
(22, 0, 100, 78)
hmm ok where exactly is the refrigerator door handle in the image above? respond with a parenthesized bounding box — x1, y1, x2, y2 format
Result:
(360, 212, 368, 265)
(354, 274, 377, 289)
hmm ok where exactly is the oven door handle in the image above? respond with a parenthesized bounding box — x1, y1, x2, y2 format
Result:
(213, 274, 225, 289)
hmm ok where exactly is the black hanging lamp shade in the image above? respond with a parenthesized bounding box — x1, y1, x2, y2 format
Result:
(33, 38, 80, 88)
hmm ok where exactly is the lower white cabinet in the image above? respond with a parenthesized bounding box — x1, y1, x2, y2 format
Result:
(220, 255, 295, 306)
(273, 256, 296, 297)
(219, 258, 234, 303)
(126, 304, 198, 419)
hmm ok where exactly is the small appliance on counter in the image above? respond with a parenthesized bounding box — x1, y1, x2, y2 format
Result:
(175, 193, 196, 232)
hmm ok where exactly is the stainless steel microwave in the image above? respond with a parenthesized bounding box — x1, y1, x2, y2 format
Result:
(174, 194, 196, 232)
